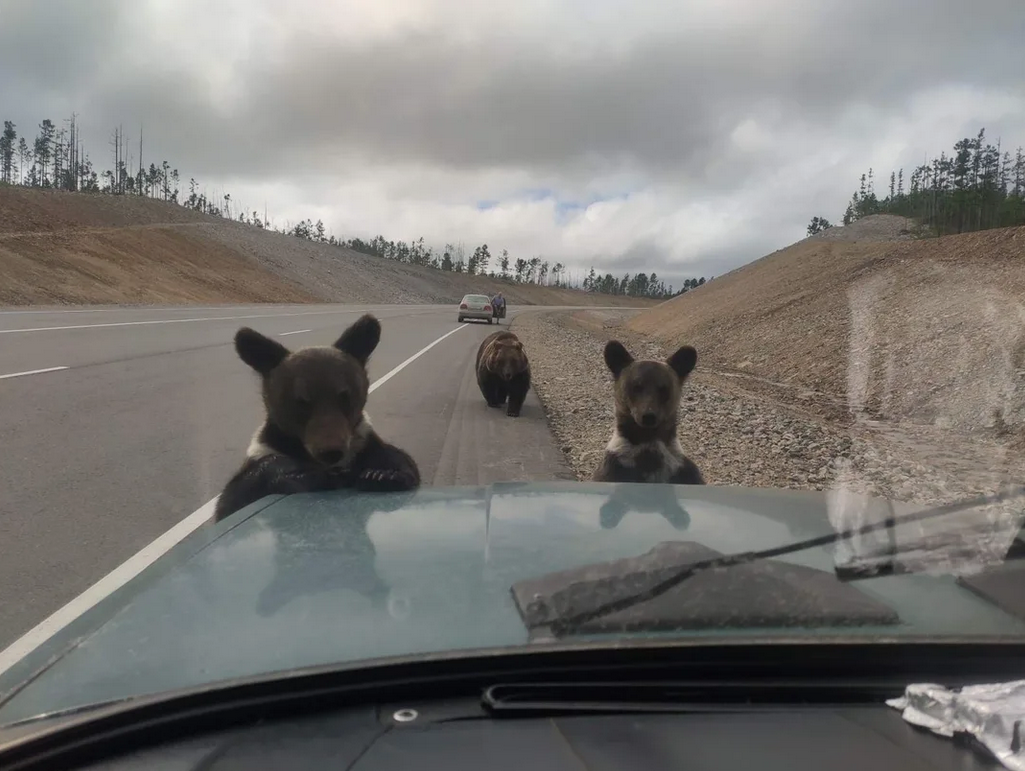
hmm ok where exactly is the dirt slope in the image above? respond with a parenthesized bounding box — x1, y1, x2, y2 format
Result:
(0, 226, 320, 305)
(0, 187, 655, 307)
(629, 215, 1025, 438)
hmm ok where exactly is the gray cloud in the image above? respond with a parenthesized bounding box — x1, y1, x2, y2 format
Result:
(208, 1, 1024, 175)
(1, 0, 1024, 282)
(6, 0, 1015, 178)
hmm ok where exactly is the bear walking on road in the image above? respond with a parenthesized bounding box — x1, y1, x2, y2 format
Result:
(591, 339, 705, 485)
(213, 314, 421, 522)
(476, 330, 531, 417)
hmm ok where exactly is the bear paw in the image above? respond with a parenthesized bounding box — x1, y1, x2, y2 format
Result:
(356, 468, 418, 492)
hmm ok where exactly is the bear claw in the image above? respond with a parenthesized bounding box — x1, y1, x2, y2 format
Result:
(357, 468, 417, 491)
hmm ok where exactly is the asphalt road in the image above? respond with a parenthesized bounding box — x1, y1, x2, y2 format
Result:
(0, 303, 577, 651)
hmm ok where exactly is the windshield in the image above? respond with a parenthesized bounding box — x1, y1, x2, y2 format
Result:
(2, 0, 1025, 730)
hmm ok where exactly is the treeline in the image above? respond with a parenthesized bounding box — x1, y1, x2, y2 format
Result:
(0, 114, 694, 299)
(580, 268, 706, 298)
(288, 223, 691, 298)
(0, 115, 225, 215)
(1, 116, 101, 192)
(835, 128, 1025, 235)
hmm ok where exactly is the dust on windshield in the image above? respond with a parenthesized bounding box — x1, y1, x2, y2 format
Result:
(1, 0, 1025, 727)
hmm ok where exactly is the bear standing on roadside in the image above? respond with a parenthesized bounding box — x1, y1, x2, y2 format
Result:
(213, 314, 421, 522)
(476, 330, 531, 417)
(591, 339, 705, 485)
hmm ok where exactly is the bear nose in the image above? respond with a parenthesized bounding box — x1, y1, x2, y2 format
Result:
(640, 412, 657, 427)
(317, 449, 345, 466)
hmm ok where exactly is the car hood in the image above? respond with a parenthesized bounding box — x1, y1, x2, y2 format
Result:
(1, 481, 1023, 726)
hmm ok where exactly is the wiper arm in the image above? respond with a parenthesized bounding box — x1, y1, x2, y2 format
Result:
(544, 485, 1025, 637)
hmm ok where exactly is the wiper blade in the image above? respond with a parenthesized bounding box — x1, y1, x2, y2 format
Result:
(542, 485, 1025, 637)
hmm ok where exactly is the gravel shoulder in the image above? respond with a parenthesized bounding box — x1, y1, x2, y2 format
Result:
(513, 309, 1025, 508)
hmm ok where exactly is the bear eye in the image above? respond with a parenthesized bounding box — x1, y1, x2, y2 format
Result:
(336, 390, 351, 411)
(658, 385, 671, 401)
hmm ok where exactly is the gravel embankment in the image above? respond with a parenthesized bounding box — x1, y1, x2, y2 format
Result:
(513, 310, 1025, 508)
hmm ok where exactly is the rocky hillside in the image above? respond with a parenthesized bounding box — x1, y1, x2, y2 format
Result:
(630, 215, 1025, 437)
(512, 216, 1025, 519)
(0, 187, 656, 308)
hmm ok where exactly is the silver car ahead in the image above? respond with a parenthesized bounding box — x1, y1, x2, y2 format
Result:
(458, 293, 494, 324)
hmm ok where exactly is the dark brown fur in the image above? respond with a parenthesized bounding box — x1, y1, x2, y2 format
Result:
(591, 340, 704, 485)
(476, 330, 531, 417)
(213, 314, 420, 522)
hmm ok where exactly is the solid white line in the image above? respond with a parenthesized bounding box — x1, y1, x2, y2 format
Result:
(0, 366, 69, 380)
(0, 303, 443, 316)
(0, 309, 360, 335)
(0, 323, 469, 677)
(367, 324, 467, 393)
(279, 329, 311, 336)
(0, 498, 219, 677)
(0, 306, 276, 316)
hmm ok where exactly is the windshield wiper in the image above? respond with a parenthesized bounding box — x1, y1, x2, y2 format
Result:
(542, 485, 1025, 637)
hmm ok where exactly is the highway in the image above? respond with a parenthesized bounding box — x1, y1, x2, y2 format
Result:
(0, 303, 577, 652)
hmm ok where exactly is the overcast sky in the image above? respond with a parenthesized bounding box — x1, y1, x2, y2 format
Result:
(2, 0, 1024, 286)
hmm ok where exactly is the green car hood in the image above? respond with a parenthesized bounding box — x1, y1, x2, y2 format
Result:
(1, 482, 1023, 726)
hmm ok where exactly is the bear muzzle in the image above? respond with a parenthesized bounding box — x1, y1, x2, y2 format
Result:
(305, 423, 358, 468)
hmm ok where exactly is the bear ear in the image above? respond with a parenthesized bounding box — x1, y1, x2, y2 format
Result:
(333, 314, 381, 367)
(603, 340, 634, 379)
(235, 327, 290, 375)
(667, 345, 697, 380)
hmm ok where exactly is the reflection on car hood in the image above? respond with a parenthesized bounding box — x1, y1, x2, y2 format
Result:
(1, 481, 1023, 726)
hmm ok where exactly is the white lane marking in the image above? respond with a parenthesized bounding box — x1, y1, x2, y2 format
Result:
(0, 309, 361, 335)
(279, 329, 311, 336)
(367, 324, 467, 393)
(0, 304, 443, 316)
(0, 366, 69, 380)
(0, 498, 219, 677)
(0, 323, 469, 677)
(0, 306, 276, 316)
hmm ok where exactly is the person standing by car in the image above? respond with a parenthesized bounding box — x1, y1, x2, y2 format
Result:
(492, 292, 506, 320)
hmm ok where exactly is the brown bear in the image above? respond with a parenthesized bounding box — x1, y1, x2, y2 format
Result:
(591, 339, 705, 485)
(213, 314, 421, 522)
(476, 330, 531, 417)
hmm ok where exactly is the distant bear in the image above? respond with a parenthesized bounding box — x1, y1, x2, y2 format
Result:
(213, 314, 421, 522)
(591, 339, 705, 485)
(476, 330, 531, 417)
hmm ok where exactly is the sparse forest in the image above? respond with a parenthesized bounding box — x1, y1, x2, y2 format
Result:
(0, 114, 697, 300)
(832, 128, 1025, 235)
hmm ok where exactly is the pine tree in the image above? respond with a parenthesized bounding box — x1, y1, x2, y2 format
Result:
(0, 121, 15, 184)
(16, 137, 29, 184)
